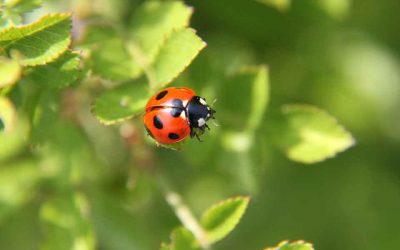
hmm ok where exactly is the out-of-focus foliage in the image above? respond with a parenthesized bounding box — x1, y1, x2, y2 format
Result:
(1, 0, 399, 249)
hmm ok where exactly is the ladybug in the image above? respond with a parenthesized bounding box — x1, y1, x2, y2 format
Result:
(143, 87, 216, 144)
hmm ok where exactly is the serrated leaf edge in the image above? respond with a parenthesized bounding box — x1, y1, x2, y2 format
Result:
(155, 27, 207, 88)
(282, 103, 356, 164)
(263, 240, 315, 250)
(0, 13, 73, 66)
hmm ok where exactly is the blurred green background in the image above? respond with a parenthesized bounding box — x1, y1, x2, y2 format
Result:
(1, 0, 400, 249)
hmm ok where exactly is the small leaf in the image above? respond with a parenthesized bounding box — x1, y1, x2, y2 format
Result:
(40, 192, 95, 250)
(170, 227, 199, 250)
(0, 57, 21, 88)
(264, 240, 315, 250)
(92, 81, 150, 124)
(28, 51, 80, 89)
(201, 196, 250, 244)
(279, 104, 355, 164)
(152, 28, 206, 88)
(82, 25, 142, 81)
(0, 13, 72, 66)
(161, 227, 200, 250)
(130, 0, 193, 63)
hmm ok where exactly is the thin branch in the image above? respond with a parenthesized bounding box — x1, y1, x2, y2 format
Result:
(158, 176, 210, 249)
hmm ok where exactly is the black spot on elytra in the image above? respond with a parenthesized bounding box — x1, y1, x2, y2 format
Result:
(156, 90, 168, 100)
(168, 133, 179, 140)
(153, 115, 163, 129)
(170, 107, 183, 117)
(171, 99, 184, 108)
(144, 125, 154, 138)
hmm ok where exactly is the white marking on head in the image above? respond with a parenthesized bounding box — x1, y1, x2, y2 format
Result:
(198, 118, 206, 127)
(180, 111, 186, 119)
(199, 98, 207, 106)
(182, 100, 188, 106)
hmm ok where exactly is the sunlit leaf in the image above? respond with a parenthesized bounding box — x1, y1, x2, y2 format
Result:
(0, 13, 71, 66)
(40, 192, 95, 250)
(0, 57, 21, 88)
(28, 51, 80, 89)
(92, 81, 149, 124)
(130, 0, 193, 63)
(152, 28, 206, 88)
(0, 96, 16, 133)
(279, 104, 355, 164)
(201, 196, 250, 244)
(264, 240, 315, 250)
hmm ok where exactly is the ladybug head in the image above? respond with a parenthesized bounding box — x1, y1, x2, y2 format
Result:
(186, 96, 216, 131)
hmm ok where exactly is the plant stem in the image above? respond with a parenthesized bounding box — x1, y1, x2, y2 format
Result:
(158, 176, 210, 249)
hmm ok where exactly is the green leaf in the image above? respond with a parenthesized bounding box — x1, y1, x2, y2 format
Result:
(92, 80, 150, 124)
(40, 191, 95, 250)
(0, 57, 21, 88)
(83, 25, 142, 81)
(28, 51, 80, 89)
(201, 196, 250, 244)
(256, 0, 291, 11)
(129, 0, 193, 63)
(161, 227, 200, 250)
(264, 240, 315, 250)
(279, 104, 355, 164)
(0, 13, 72, 66)
(171, 227, 199, 250)
(152, 28, 206, 88)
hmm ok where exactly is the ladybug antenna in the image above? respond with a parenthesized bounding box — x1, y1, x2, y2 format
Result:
(211, 119, 219, 127)
(211, 98, 218, 107)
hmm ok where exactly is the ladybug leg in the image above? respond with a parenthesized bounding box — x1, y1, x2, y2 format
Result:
(205, 124, 210, 130)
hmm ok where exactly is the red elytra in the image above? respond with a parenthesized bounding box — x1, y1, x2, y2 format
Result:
(143, 87, 215, 144)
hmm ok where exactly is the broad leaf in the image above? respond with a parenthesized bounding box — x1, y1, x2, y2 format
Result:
(201, 196, 250, 244)
(130, 0, 193, 63)
(0, 13, 71, 66)
(28, 51, 80, 89)
(82, 25, 142, 81)
(40, 192, 95, 250)
(152, 28, 206, 88)
(264, 240, 315, 250)
(92, 81, 149, 124)
(279, 104, 355, 164)
(0, 57, 21, 88)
